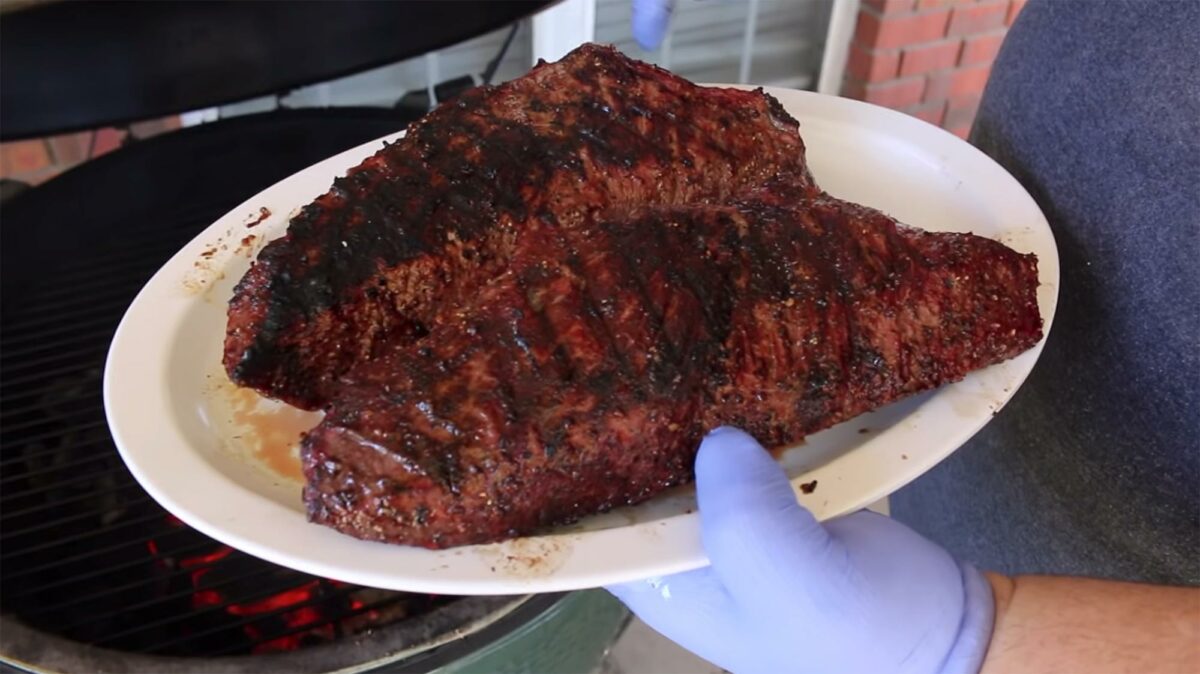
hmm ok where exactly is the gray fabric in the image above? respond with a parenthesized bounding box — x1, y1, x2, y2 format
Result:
(890, 0, 1200, 585)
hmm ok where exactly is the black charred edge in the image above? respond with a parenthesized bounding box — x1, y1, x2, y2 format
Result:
(760, 89, 801, 129)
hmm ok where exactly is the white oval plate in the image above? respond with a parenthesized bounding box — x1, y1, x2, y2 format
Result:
(105, 87, 1058, 594)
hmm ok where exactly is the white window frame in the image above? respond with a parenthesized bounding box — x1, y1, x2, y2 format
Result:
(531, 0, 597, 64)
(531, 0, 858, 93)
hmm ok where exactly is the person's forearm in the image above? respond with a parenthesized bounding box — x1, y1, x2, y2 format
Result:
(981, 573, 1200, 674)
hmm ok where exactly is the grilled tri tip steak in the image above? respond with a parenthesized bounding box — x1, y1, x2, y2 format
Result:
(223, 43, 1042, 549)
(302, 195, 1041, 548)
(224, 43, 817, 411)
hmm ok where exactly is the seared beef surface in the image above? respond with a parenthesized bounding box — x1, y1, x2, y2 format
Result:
(225, 43, 815, 411)
(303, 196, 1040, 547)
(225, 44, 1042, 548)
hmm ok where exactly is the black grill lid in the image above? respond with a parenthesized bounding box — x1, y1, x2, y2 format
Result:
(0, 0, 551, 140)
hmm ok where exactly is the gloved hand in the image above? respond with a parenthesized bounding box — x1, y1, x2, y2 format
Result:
(607, 427, 996, 674)
(631, 0, 674, 51)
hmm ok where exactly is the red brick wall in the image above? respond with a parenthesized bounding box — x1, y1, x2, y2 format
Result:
(0, 116, 180, 186)
(843, 0, 1027, 139)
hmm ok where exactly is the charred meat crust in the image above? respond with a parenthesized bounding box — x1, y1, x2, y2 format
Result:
(224, 44, 1041, 548)
(224, 43, 815, 410)
(302, 196, 1040, 548)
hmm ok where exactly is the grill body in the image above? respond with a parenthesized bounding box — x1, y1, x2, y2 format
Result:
(0, 110, 629, 672)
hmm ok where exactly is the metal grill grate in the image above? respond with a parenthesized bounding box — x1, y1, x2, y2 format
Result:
(0, 109, 456, 658)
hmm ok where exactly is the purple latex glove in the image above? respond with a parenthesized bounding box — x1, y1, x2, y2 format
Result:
(607, 427, 995, 674)
(631, 0, 673, 50)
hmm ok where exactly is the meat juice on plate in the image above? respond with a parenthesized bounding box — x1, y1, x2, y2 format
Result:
(206, 369, 322, 484)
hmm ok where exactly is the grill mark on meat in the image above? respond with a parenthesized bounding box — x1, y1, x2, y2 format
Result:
(747, 217, 800, 383)
(784, 218, 839, 385)
(560, 239, 636, 387)
(671, 259, 726, 351)
(657, 210, 730, 338)
(803, 201, 870, 392)
(638, 214, 701, 390)
(505, 305, 540, 372)
(609, 228, 683, 388)
(583, 99, 672, 165)
(777, 233, 823, 413)
(514, 260, 577, 386)
(566, 219, 666, 386)
(766, 239, 799, 382)
(776, 223, 827, 395)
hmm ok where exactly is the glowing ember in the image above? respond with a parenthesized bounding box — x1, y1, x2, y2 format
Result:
(179, 546, 234, 568)
(139, 516, 451, 654)
(226, 581, 319, 616)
